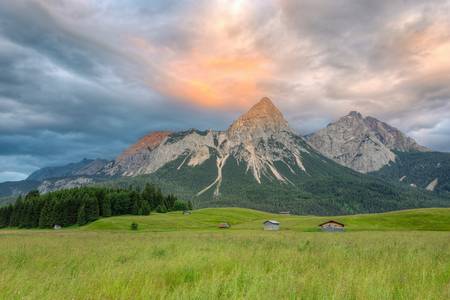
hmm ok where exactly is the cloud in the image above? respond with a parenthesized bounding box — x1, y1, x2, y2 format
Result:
(0, 0, 449, 181)
(0, 171, 28, 182)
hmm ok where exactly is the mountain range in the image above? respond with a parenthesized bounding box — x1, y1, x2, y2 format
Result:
(1, 97, 449, 214)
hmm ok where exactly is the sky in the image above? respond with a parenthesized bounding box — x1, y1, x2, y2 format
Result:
(0, 0, 450, 182)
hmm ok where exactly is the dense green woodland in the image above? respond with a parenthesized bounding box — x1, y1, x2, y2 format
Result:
(373, 151, 450, 193)
(0, 184, 192, 228)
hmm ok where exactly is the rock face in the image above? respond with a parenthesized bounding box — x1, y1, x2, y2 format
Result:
(38, 177, 95, 194)
(363, 116, 430, 152)
(305, 111, 430, 173)
(102, 97, 309, 196)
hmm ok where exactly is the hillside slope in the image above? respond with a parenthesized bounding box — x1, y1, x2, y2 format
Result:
(372, 151, 450, 193)
(84, 207, 450, 232)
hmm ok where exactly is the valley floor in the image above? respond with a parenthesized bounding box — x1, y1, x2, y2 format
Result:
(2, 208, 450, 299)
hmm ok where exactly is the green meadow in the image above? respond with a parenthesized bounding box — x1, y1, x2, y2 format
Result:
(2, 208, 450, 299)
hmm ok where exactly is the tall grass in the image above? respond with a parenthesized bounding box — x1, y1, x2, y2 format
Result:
(1, 230, 450, 299)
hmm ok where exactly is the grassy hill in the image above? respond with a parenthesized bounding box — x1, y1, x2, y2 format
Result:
(84, 207, 450, 232)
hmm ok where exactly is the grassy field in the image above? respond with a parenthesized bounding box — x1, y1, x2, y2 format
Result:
(2, 208, 450, 299)
(85, 207, 450, 232)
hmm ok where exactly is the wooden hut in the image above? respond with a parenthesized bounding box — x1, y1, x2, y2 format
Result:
(218, 223, 230, 229)
(263, 220, 280, 231)
(183, 210, 191, 215)
(318, 220, 345, 232)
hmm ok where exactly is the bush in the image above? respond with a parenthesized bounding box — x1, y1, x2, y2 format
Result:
(172, 200, 189, 211)
(156, 204, 168, 213)
(130, 222, 138, 231)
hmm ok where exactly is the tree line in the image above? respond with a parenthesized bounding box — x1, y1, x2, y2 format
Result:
(0, 184, 192, 228)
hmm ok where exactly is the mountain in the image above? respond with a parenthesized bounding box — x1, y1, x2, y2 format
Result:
(372, 151, 450, 194)
(103, 97, 309, 192)
(94, 98, 447, 214)
(27, 158, 109, 181)
(0, 159, 109, 198)
(305, 111, 430, 173)
(1, 97, 448, 215)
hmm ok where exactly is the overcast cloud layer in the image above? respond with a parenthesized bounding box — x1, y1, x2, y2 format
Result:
(0, 0, 449, 182)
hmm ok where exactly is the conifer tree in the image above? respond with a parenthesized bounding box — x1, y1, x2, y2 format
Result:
(77, 204, 87, 226)
(154, 188, 164, 210)
(142, 183, 157, 210)
(140, 200, 151, 215)
(39, 200, 54, 228)
(84, 196, 99, 222)
(101, 195, 112, 217)
(130, 191, 140, 215)
(156, 204, 168, 213)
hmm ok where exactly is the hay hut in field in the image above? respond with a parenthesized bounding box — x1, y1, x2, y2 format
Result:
(318, 220, 345, 232)
(263, 220, 280, 231)
(218, 223, 230, 229)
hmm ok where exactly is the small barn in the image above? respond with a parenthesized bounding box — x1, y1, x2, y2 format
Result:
(318, 220, 345, 232)
(218, 223, 230, 229)
(263, 220, 280, 231)
(183, 210, 191, 215)
(53, 224, 62, 230)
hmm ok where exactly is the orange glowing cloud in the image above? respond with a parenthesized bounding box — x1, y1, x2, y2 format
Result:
(398, 21, 450, 75)
(127, 0, 275, 109)
(160, 52, 272, 108)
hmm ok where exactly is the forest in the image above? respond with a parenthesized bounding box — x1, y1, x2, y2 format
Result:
(0, 184, 192, 228)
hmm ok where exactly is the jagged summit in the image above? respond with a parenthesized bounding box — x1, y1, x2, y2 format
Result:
(228, 97, 291, 140)
(117, 131, 171, 162)
(347, 111, 363, 118)
(306, 111, 430, 173)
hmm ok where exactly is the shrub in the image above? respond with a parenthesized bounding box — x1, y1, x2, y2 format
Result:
(130, 222, 138, 231)
(172, 200, 188, 211)
(156, 204, 168, 213)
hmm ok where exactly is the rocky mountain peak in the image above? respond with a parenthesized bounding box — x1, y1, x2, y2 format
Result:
(117, 131, 171, 162)
(227, 97, 291, 140)
(347, 111, 364, 119)
(306, 111, 430, 173)
(363, 116, 430, 152)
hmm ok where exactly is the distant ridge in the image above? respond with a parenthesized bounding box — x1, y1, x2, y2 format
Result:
(305, 111, 430, 173)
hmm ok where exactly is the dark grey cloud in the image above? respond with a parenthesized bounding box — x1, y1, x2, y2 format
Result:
(0, 0, 449, 182)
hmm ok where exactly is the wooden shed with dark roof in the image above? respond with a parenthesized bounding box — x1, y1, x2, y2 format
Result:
(318, 220, 345, 232)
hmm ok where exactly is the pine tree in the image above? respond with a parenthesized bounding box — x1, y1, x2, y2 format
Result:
(154, 188, 164, 210)
(101, 195, 112, 217)
(156, 204, 168, 213)
(165, 194, 177, 211)
(0, 205, 12, 227)
(84, 196, 99, 222)
(173, 200, 188, 211)
(39, 199, 54, 228)
(77, 204, 87, 226)
(10, 196, 24, 227)
(140, 200, 151, 215)
(142, 183, 157, 210)
(25, 190, 40, 200)
(130, 191, 141, 215)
